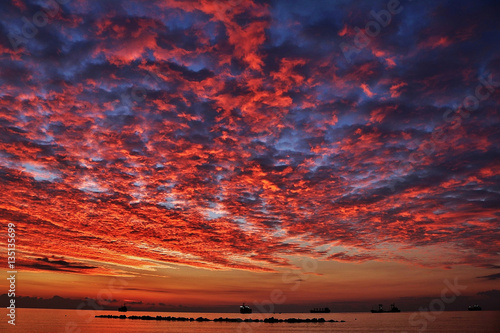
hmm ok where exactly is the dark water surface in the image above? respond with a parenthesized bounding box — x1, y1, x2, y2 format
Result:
(1, 308, 499, 332)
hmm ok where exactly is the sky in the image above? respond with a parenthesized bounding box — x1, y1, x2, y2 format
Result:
(0, 0, 499, 312)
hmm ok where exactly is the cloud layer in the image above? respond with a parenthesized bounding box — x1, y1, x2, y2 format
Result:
(0, 0, 499, 275)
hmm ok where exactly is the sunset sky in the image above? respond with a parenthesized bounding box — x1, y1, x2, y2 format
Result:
(0, 0, 499, 312)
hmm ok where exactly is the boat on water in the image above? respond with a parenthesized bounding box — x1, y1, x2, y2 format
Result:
(118, 305, 127, 312)
(240, 303, 252, 314)
(371, 303, 400, 313)
(310, 307, 331, 313)
(468, 304, 482, 311)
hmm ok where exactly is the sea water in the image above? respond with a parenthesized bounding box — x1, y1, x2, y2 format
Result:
(0, 308, 499, 332)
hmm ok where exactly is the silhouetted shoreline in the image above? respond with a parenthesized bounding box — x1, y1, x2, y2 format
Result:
(95, 314, 346, 323)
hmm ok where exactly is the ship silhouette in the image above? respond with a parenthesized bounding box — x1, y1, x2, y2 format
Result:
(310, 307, 331, 313)
(468, 304, 482, 311)
(240, 303, 252, 314)
(118, 305, 127, 312)
(371, 303, 400, 313)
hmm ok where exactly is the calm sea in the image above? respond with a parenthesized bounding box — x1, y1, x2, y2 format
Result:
(0, 308, 498, 332)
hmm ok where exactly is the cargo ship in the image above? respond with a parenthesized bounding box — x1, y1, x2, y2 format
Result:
(240, 303, 252, 314)
(371, 303, 400, 313)
(310, 307, 331, 313)
(118, 305, 127, 312)
(468, 304, 482, 311)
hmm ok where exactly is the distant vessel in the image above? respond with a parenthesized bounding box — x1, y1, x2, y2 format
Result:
(468, 305, 482, 311)
(371, 303, 400, 313)
(240, 303, 252, 314)
(310, 307, 331, 313)
(118, 305, 127, 312)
